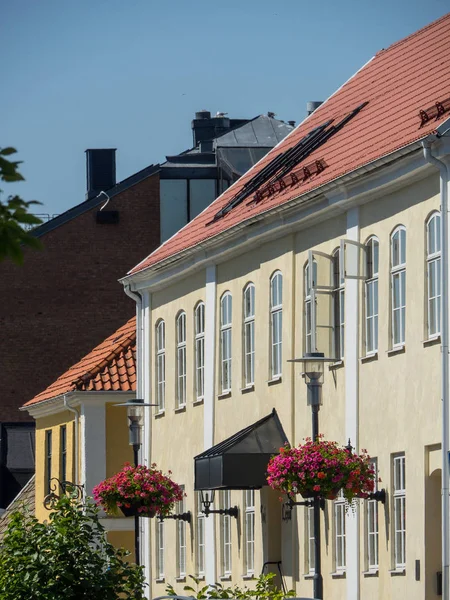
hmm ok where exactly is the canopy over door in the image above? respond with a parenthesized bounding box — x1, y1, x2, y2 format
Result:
(194, 409, 289, 490)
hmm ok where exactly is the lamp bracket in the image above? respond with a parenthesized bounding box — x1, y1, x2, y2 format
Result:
(43, 478, 84, 510)
(159, 511, 191, 523)
(202, 505, 239, 519)
(367, 489, 387, 504)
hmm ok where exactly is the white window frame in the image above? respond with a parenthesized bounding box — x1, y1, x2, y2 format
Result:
(243, 283, 255, 387)
(366, 458, 379, 571)
(194, 302, 205, 401)
(365, 237, 379, 355)
(244, 490, 255, 576)
(176, 312, 187, 408)
(306, 504, 315, 574)
(393, 454, 406, 569)
(270, 271, 283, 379)
(391, 226, 406, 348)
(304, 262, 313, 354)
(220, 490, 232, 576)
(156, 320, 165, 412)
(176, 487, 186, 577)
(426, 212, 441, 339)
(220, 292, 232, 393)
(196, 492, 205, 577)
(156, 519, 165, 580)
(334, 491, 346, 572)
(332, 248, 345, 360)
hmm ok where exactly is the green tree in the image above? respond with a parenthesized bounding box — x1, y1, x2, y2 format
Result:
(0, 146, 43, 264)
(0, 494, 146, 599)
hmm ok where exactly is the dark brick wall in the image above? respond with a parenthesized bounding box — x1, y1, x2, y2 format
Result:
(0, 173, 160, 423)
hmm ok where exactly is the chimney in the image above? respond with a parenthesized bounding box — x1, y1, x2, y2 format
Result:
(85, 149, 116, 200)
(191, 110, 230, 147)
(306, 101, 323, 116)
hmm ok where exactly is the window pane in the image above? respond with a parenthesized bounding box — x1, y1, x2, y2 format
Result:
(373, 239, 379, 275)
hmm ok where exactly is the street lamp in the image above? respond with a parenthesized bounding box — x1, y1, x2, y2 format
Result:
(288, 352, 335, 600)
(115, 398, 157, 566)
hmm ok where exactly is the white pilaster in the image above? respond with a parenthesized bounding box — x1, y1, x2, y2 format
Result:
(204, 264, 217, 584)
(141, 290, 152, 597)
(344, 206, 360, 600)
(80, 401, 106, 497)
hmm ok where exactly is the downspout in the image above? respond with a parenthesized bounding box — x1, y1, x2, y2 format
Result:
(423, 139, 450, 600)
(63, 395, 79, 485)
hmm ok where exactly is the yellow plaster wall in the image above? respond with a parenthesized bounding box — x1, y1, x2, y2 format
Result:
(105, 403, 134, 477)
(107, 530, 135, 562)
(35, 410, 76, 522)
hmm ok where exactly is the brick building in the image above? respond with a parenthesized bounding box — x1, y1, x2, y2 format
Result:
(0, 111, 294, 508)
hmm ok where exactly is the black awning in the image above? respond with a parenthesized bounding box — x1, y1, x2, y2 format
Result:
(194, 408, 289, 490)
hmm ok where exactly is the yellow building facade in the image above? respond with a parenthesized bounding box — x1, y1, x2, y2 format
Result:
(24, 319, 137, 558)
(121, 15, 450, 600)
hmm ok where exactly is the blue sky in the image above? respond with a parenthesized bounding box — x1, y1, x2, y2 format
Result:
(2, 0, 448, 216)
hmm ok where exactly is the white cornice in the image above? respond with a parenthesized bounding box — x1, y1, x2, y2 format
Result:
(23, 390, 136, 420)
(122, 139, 441, 294)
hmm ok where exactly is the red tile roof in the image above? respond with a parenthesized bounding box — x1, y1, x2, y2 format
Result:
(24, 317, 136, 407)
(130, 13, 450, 276)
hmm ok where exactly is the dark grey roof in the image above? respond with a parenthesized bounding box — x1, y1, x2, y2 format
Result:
(32, 163, 160, 238)
(215, 115, 294, 147)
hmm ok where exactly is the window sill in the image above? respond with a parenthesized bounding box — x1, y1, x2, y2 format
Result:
(331, 570, 346, 579)
(329, 360, 344, 370)
(155, 577, 165, 583)
(387, 345, 405, 356)
(218, 391, 231, 400)
(423, 335, 441, 347)
(176, 576, 186, 582)
(303, 573, 315, 580)
(242, 574, 255, 580)
(389, 567, 406, 576)
(360, 352, 378, 363)
(193, 398, 204, 406)
(154, 410, 165, 419)
(363, 569, 379, 577)
(196, 575, 205, 581)
(174, 405, 186, 414)
(241, 384, 254, 394)
(220, 575, 232, 581)
(268, 376, 282, 386)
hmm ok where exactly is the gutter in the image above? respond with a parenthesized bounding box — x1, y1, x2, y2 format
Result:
(63, 395, 80, 485)
(422, 137, 450, 600)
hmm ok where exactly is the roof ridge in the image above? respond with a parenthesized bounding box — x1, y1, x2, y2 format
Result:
(375, 11, 450, 56)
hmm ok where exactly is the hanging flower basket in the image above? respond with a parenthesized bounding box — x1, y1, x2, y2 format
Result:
(93, 463, 184, 518)
(267, 437, 376, 504)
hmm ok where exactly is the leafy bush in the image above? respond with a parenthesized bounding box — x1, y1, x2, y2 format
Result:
(0, 494, 146, 599)
(166, 572, 294, 600)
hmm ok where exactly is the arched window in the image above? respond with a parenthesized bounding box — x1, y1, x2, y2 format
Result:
(426, 212, 441, 338)
(270, 272, 283, 379)
(155, 320, 165, 412)
(332, 248, 345, 359)
(176, 312, 187, 408)
(194, 302, 205, 400)
(243, 284, 255, 387)
(391, 226, 406, 347)
(365, 237, 379, 354)
(220, 293, 232, 393)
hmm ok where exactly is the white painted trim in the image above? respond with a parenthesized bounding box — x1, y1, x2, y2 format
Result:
(24, 391, 136, 419)
(80, 402, 106, 497)
(142, 291, 153, 596)
(204, 265, 217, 584)
(100, 517, 134, 532)
(344, 207, 360, 600)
